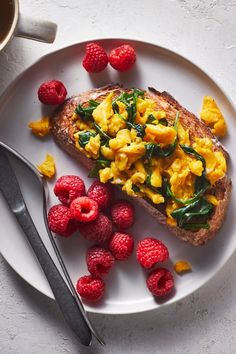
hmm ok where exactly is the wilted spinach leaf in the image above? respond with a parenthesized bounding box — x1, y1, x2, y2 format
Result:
(132, 184, 140, 193)
(126, 122, 146, 138)
(88, 158, 111, 178)
(162, 175, 210, 206)
(180, 144, 206, 170)
(78, 131, 96, 147)
(159, 118, 168, 126)
(146, 114, 156, 124)
(171, 198, 213, 229)
(145, 111, 179, 160)
(94, 123, 111, 142)
(75, 100, 99, 120)
(112, 89, 144, 123)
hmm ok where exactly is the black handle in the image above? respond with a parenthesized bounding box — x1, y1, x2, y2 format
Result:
(15, 207, 92, 346)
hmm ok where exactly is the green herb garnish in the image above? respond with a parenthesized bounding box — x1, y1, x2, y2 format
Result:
(78, 131, 96, 147)
(94, 123, 111, 141)
(112, 88, 145, 123)
(159, 118, 168, 126)
(117, 113, 146, 138)
(171, 198, 213, 229)
(162, 175, 210, 206)
(145, 111, 179, 160)
(180, 144, 206, 170)
(132, 184, 140, 193)
(145, 115, 168, 126)
(162, 142, 213, 229)
(75, 100, 99, 120)
(127, 122, 146, 138)
(88, 158, 111, 178)
(182, 223, 210, 230)
(146, 114, 156, 124)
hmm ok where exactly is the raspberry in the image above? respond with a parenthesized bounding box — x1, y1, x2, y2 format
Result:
(38, 80, 67, 105)
(136, 238, 169, 269)
(111, 200, 134, 229)
(109, 232, 134, 260)
(54, 175, 86, 205)
(82, 43, 108, 73)
(47, 204, 78, 237)
(108, 44, 136, 72)
(86, 246, 114, 277)
(146, 268, 174, 297)
(76, 275, 105, 302)
(70, 196, 98, 223)
(87, 180, 114, 210)
(78, 213, 112, 244)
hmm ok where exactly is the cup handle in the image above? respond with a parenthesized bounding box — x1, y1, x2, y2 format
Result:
(15, 13, 57, 43)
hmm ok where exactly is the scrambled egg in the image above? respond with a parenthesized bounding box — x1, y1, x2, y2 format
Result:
(166, 146, 203, 200)
(85, 134, 101, 159)
(193, 138, 226, 185)
(145, 124, 176, 146)
(166, 200, 180, 226)
(177, 123, 190, 145)
(205, 194, 219, 206)
(72, 91, 227, 216)
(92, 92, 114, 132)
(174, 260, 192, 274)
(136, 97, 166, 124)
(200, 96, 227, 137)
(37, 154, 56, 178)
(28, 116, 50, 137)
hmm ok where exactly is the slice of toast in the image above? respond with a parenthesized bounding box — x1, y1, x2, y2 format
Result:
(50, 84, 232, 246)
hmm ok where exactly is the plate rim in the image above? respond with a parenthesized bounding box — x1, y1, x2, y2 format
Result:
(0, 37, 235, 315)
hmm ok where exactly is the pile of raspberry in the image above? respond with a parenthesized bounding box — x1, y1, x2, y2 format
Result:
(82, 43, 136, 73)
(48, 175, 174, 302)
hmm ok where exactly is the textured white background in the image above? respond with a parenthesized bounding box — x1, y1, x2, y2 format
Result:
(0, 0, 236, 353)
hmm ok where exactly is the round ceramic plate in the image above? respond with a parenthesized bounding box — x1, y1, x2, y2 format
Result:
(0, 39, 235, 314)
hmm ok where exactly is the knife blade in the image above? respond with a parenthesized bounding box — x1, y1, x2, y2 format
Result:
(0, 149, 92, 346)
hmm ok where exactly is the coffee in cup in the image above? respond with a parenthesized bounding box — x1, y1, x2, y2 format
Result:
(0, 0, 15, 43)
(0, 0, 57, 52)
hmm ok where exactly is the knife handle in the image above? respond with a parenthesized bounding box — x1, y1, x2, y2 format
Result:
(15, 206, 92, 346)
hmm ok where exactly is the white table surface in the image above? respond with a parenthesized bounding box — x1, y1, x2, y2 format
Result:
(0, 0, 236, 353)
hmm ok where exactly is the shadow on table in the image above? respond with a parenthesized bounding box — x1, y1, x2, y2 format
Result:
(2, 248, 236, 354)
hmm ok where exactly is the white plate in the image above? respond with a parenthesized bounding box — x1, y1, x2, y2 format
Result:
(0, 39, 235, 315)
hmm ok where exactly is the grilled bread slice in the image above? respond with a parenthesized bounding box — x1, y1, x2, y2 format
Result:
(50, 84, 232, 246)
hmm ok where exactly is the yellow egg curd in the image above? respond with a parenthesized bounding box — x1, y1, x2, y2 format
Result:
(200, 96, 227, 137)
(72, 89, 227, 230)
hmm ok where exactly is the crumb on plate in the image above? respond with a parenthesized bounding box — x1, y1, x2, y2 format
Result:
(37, 154, 56, 178)
(28, 116, 50, 137)
(174, 260, 192, 274)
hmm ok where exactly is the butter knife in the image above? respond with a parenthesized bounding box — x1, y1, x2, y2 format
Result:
(0, 149, 92, 346)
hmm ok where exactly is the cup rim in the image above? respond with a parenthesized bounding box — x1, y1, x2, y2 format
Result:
(0, 0, 19, 51)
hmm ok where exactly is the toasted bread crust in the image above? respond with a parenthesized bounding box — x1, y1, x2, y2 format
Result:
(50, 84, 232, 246)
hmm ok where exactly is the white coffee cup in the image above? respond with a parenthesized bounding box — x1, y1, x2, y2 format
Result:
(0, 0, 57, 51)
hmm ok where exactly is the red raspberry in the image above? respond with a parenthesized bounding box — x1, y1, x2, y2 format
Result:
(146, 268, 174, 297)
(38, 80, 67, 105)
(108, 44, 136, 72)
(70, 196, 98, 223)
(78, 213, 112, 244)
(82, 43, 108, 73)
(109, 232, 134, 260)
(54, 175, 86, 206)
(76, 275, 105, 302)
(86, 246, 114, 277)
(136, 238, 169, 269)
(47, 204, 78, 237)
(87, 180, 114, 210)
(111, 200, 134, 229)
